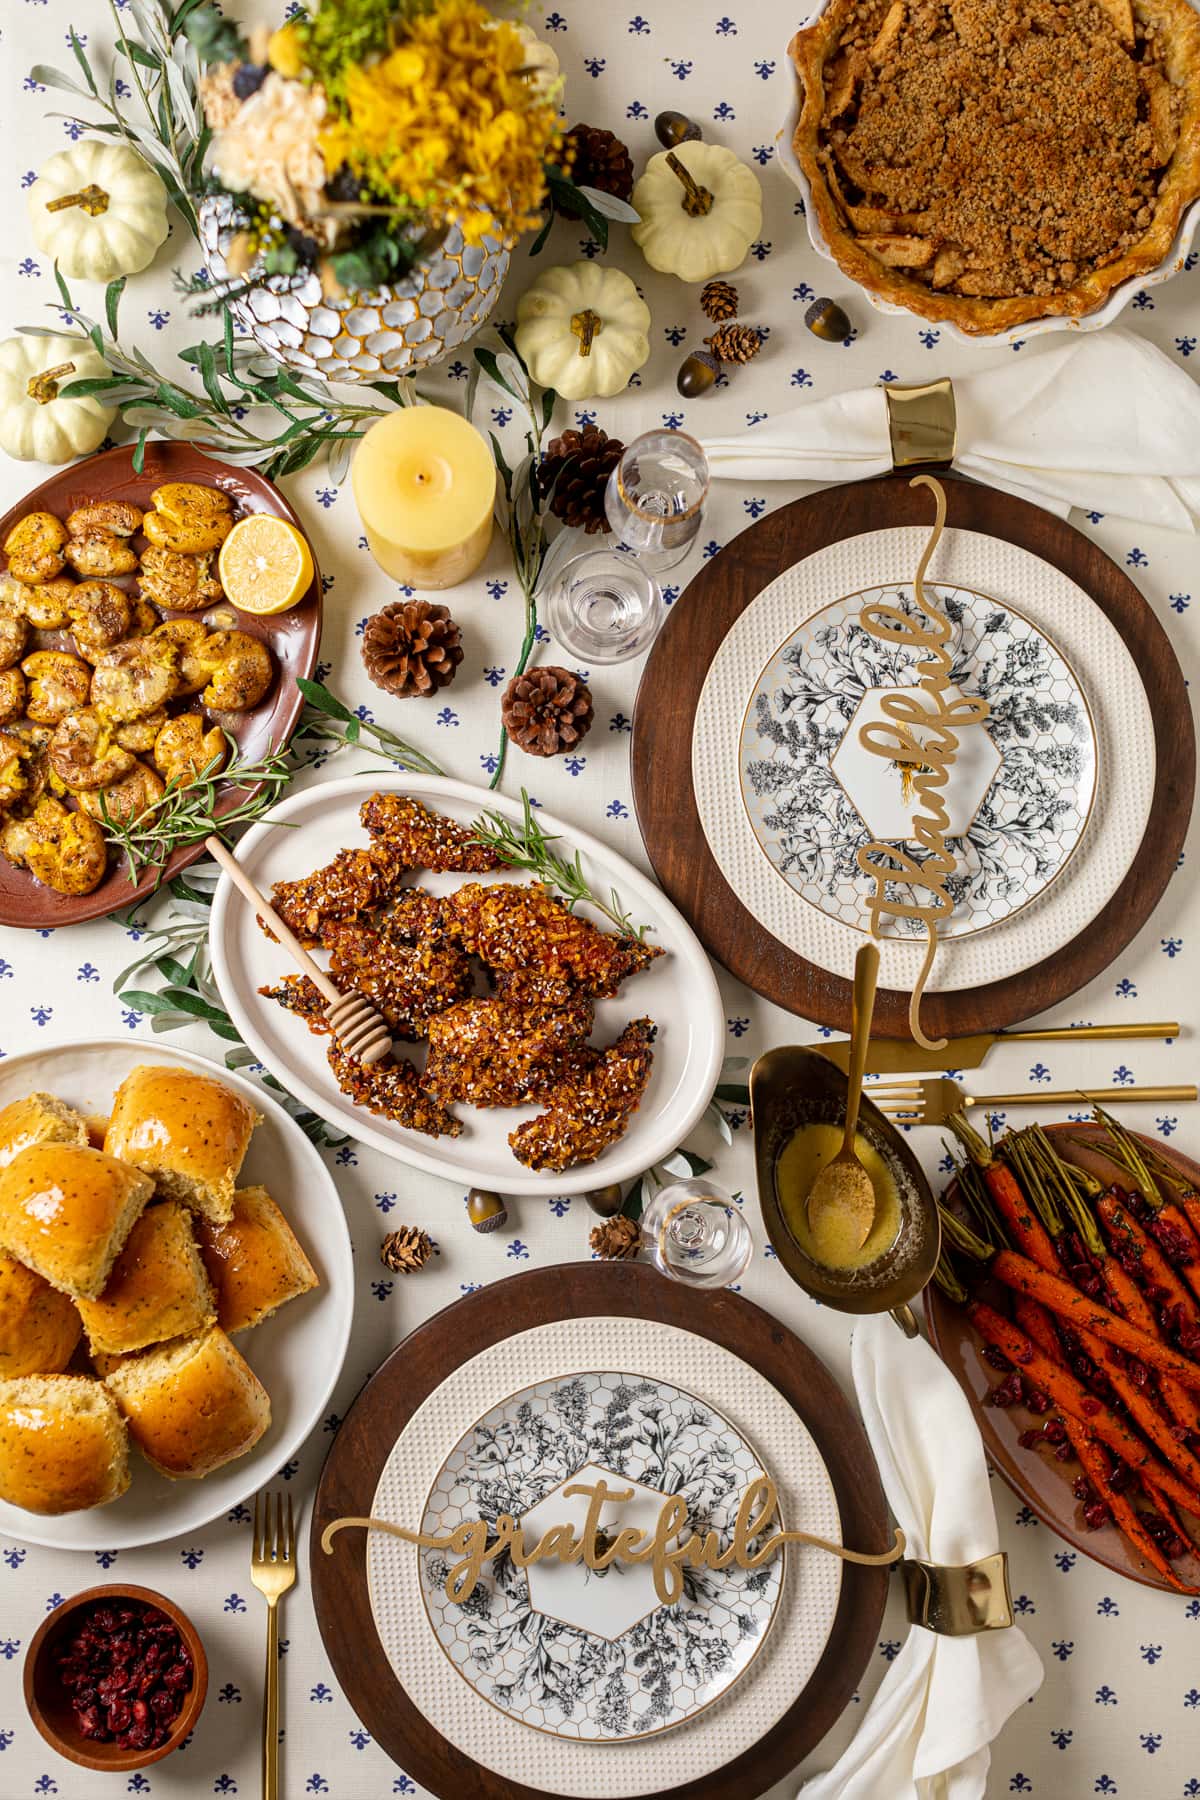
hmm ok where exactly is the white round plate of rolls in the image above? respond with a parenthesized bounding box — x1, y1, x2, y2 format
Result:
(0, 1041, 352, 1550)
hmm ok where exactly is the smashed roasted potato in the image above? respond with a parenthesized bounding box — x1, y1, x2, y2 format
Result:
(153, 712, 227, 787)
(143, 482, 235, 554)
(0, 484, 279, 896)
(77, 760, 164, 827)
(90, 638, 178, 726)
(67, 581, 134, 660)
(3, 513, 68, 584)
(1, 795, 107, 896)
(48, 708, 135, 792)
(197, 630, 274, 712)
(22, 651, 91, 726)
(137, 546, 224, 613)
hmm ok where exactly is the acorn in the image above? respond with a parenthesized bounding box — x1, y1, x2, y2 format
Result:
(467, 1188, 508, 1233)
(584, 1184, 625, 1218)
(677, 348, 720, 397)
(804, 297, 853, 342)
(655, 110, 702, 149)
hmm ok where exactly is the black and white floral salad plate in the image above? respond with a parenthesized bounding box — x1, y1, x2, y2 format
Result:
(737, 583, 1098, 940)
(414, 1372, 784, 1743)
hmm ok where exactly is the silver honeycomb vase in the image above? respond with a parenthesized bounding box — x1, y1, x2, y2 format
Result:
(199, 198, 510, 381)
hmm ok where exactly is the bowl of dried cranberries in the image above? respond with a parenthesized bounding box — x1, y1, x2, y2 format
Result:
(23, 1585, 207, 1771)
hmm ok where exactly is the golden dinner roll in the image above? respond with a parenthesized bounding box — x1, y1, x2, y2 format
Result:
(0, 1251, 81, 1378)
(195, 1185, 318, 1334)
(0, 1144, 154, 1300)
(102, 1326, 270, 1479)
(0, 1092, 88, 1168)
(76, 1200, 216, 1356)
(0, 1374, 130, 1513)
(84, 1114, 109, 1150)
(105, 1065, 260, 1224)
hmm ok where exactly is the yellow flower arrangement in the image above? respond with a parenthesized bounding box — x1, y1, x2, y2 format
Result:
(317, 0, 563, 245)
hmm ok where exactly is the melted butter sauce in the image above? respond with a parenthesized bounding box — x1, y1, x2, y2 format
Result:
(775, 1121, 902, 1272)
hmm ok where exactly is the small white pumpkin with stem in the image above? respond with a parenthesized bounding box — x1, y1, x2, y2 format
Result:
(514, 262, 651, 401)
(0, 334, 117, 464)
(631, 143, 762, 283)
(29, 143, 170, 283)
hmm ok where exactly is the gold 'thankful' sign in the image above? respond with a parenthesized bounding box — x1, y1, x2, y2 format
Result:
(853, 475, 991, 1049)
(322, 1473, 905, 1610)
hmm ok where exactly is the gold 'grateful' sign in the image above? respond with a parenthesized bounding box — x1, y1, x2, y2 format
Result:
(321, 1473, 905, 1610)
(853, 474, 991, 1050)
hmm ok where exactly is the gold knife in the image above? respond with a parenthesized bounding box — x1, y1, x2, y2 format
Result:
(814, 1021, 1180, 1077)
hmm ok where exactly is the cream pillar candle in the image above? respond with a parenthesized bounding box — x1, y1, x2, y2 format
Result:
(351, 406, 496, 590)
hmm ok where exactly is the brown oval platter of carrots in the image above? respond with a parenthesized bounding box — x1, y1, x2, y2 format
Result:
(926, 1112, 1200, 1594)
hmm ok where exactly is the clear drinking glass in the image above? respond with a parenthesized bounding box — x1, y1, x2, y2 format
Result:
(544, 547, 665, 664)
(603, 429, 709, 572)
(640, 1179, 753, 1288)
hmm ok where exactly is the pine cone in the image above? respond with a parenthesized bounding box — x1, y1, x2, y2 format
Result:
(589, 1215, 641, 1260)
(700, 279, 739, 323)
(705, 322, 763, 365)
(540, 425, 625, 534)
(501, 666, 594, 758)
(380, 1226, 432, 1273)
(361, 601, 463, 698)
(557, 124, 635, 218)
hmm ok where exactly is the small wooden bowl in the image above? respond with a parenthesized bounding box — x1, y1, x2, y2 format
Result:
(23, 1584, 208, 1772)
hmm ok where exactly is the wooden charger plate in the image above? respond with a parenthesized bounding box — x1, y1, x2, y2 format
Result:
(0, 439, 321, 927)
(631, 474, 1195, 1037)
(926, 1123, 1200, 1594)
(311, 1263, 890, 1800)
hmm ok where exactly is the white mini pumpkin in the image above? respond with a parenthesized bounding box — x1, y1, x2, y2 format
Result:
(506, 20, 562, 97)
(514, 263, 651, 401)
(0, 335, 117, 465)
(29, 143, 170, 283)
(631, 144, 763, 283)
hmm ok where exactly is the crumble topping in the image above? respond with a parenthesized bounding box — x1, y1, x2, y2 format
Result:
(816, 0, 1182, 298)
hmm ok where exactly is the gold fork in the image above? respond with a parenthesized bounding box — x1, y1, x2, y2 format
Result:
(250, 1491, 297, 1800)
(871, 1078, 1198, 1126)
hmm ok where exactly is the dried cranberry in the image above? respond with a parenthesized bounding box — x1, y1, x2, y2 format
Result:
(982, 1346, 1011, 1372)
(1026, 1387, 1053, 1415)
(1108, 1460, 1135, 1493)
(1072, 1475, 1093, 1502)
(50, 1599, 189, 1745)
(1080, 1396, 1101, 1417)
(1083, 1500, 1110, 1529)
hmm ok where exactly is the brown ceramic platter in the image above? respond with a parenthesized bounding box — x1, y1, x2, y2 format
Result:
(631, 474, 1195, 1037)
(0, 438, 321, 927)
(926, 1122, 1200, 1594)
(310, 1263, 890, 1800)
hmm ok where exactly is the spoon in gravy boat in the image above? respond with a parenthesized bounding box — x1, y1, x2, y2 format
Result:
(806, 940, 881, 1257)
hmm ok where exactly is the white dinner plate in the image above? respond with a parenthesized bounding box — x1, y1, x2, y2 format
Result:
(209, 773, 725, 1196)
(418, 1370, 784, 1742)
(0, 1040, 353, 1552)
(738, 581, 1098, 939)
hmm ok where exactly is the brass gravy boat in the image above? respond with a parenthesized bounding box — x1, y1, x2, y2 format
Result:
(751, 1046, 940, 1336)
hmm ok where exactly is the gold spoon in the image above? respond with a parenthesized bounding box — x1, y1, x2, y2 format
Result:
(806, 940, 881, 1256)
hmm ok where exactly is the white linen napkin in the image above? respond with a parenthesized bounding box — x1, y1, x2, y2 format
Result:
(703, 330, 1200, 532)
(799, 1315, 1043, 1800)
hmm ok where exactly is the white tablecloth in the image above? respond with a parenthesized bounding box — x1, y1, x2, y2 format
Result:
(0, 5, 1197, 1798)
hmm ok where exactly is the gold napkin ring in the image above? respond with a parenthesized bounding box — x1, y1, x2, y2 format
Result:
(884, 378, 957, 468)
(901, 1550, 1013, 1634)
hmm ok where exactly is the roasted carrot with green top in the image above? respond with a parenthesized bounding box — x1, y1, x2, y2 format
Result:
(990, 1250, 1200, 1395)
(1064, 1419, 1196, 1592)
(965, 1302, 1200, 1520)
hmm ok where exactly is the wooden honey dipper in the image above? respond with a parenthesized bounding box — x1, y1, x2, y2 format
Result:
(205, 834, 393, 1065)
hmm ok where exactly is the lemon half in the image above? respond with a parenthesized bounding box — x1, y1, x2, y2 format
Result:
(218, 514, 314, 615)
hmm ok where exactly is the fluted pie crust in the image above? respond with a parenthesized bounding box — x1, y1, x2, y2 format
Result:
(790, 0, 1200, 333)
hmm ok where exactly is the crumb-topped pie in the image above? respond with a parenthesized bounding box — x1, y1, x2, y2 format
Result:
(790, 0, 1200, 333)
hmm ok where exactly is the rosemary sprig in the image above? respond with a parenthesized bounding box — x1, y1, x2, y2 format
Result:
(468, 789, 650, 940)
(468, 330, 573, 789)
(296, 678, 446, 776)
(100, 734, 294, 885)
